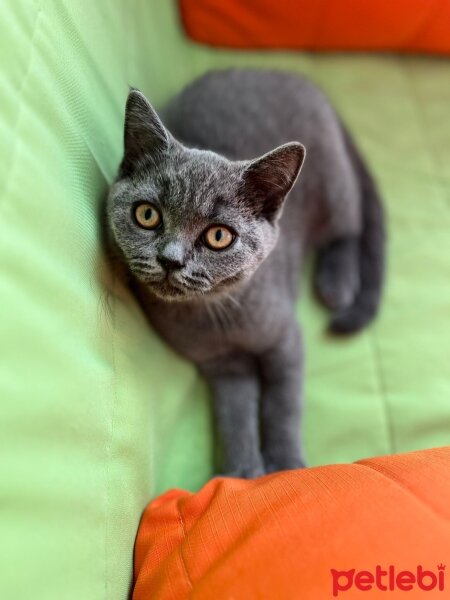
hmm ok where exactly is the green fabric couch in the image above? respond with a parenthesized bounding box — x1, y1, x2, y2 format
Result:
(1, 1, 449, 598)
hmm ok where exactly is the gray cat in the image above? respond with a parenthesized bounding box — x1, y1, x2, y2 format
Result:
(106, 69, 385, 478)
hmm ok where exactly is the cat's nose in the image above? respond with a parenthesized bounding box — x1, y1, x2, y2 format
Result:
(157, 242, 186, 271)
(157, 255, 185, 271)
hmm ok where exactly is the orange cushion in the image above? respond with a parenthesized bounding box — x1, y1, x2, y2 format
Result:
(179, 0, 450, 54)
(133, 447, 450, 599)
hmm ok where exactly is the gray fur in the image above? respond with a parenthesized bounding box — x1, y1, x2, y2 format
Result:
(106, 69, 385, 477)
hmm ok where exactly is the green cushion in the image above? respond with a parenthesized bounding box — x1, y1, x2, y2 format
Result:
(1, 1, 449, 598)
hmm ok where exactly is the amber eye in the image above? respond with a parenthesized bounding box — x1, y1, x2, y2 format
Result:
(203, 225, 235, 250)
(134, 203, 161, 229)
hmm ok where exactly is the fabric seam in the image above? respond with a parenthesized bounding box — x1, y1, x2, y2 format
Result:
(0, 0, 42, 210)
(368, 330, 396, 453)
(355, 461, 450, 523)
(177, 505, 195, 595)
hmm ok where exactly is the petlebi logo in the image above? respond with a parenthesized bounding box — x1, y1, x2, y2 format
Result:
(331, 564, 446, 596)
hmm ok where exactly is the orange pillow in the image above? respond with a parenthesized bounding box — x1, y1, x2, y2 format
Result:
(133, 447, 450, 599)
(179, 0, 450, 54)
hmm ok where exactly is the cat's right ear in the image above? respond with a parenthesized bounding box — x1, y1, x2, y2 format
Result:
(121, 89, 169, 174)
(241, 142, 306, 222)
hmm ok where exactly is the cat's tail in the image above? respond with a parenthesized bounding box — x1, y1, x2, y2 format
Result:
(329, 126, 386, 334)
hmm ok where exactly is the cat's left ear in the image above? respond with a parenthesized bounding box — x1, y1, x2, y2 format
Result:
(121, 88, 170, 174)
(242, 142, 306, 221)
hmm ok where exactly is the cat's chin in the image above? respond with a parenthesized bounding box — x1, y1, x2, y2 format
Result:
(146, 280, 204, 303)
(143, 273, 248, 304)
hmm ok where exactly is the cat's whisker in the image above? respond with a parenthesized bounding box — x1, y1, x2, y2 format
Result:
(205, 302, 221, 331)
(181, 275, 211, 291)
(209, 296, 236, 331)
(129, 262, 160, 275)
(223, 292, 241, 310)
(191, 271, 212, 284)
(130, 266, 164, 285)
(176, 281, 197, 292)
(129, 254, 155, 263)
(214, 302, 229, 330)
(129, 258, 157, 268)
(130, 260, 152, 269)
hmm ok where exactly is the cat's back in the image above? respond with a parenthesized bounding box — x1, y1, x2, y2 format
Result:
(163, 69, 340, 160)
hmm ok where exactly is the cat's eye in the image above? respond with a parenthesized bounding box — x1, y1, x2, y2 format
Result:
(203, 225, 235, 250)
(134, 202, 161, 230)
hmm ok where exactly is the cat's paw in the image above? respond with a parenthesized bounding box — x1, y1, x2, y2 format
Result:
(221, 464, 266, 479)
(316, 272, 358, 311)
(264, 456, 307, 474)
(315, 239, 360, 311)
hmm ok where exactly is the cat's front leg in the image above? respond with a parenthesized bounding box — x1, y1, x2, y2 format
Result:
(260, 322, 306, 473)
(200, 353, 265, 479)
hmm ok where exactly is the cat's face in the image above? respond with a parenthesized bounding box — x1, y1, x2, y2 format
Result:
(107, 89, 305, 303)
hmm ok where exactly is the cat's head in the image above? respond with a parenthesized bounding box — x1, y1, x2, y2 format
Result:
(107, 89, 305, 302)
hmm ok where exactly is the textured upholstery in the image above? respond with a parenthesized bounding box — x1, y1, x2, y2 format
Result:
(134, 448, 450, 599)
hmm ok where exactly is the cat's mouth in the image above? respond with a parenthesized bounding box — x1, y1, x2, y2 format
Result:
(150, 283, 186, 300)
(139, 269, 247, 302)
(131, 264, 236, 302)
(146, 275, 208, 302)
